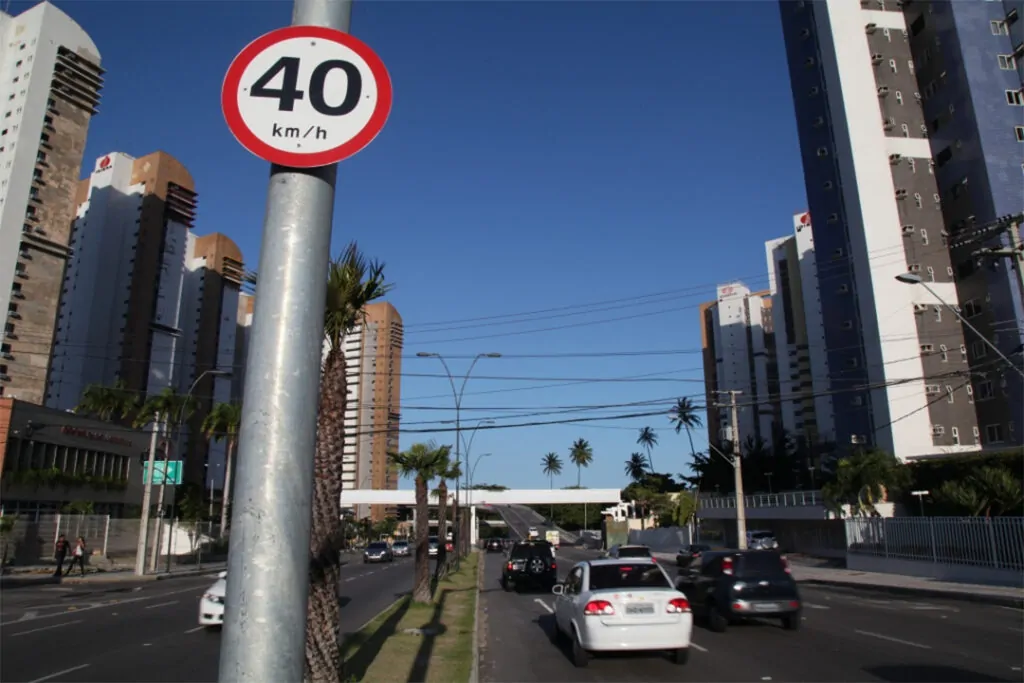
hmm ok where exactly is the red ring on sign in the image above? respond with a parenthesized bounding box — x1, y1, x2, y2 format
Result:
(221, 25, 393, 168)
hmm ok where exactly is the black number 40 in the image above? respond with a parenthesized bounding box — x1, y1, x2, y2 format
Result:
(250, 56, 362, 116)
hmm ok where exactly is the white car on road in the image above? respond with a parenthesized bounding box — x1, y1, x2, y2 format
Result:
(199, 571, 227, 629)
(550, 558, 692, 668)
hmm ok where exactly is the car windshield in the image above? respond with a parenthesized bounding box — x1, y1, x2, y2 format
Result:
(738, 552, 787, 577)
(367, 543, 388, 550)
(588, 563, 671, 590)
(617, 546, 651, 558)
(428, 537, 439, 544)
(750, 532, 774, 539)
(393, 541, 408, 547)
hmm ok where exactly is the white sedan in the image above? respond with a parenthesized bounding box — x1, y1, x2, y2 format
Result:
(198, 571, 227, 629)
(550, 558, 692, 668)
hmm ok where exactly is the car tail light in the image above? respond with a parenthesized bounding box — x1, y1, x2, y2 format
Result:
(583, 600, 615, 616)
(722, 556, 734, 576)
(666, 597, 690, 613)
(781, 555, 791, 574)
(551, 563, 556, 569)
(650, 557, 657, 563)
(789, 600, 800, 609)
(506, 562, 513, 571)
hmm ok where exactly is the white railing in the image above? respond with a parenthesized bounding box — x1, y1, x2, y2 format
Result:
(846, 516, 1024, 572)
(698, 490, 824, 509)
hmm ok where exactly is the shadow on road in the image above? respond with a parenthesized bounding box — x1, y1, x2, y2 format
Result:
(864, 665, 1013, 683)
(340, 596, 412, 681)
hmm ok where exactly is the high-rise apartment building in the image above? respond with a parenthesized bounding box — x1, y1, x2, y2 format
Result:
(778, 0, 1023, 458)
(47, 150, 246, 489)
(232, 293, 254, 403)
(0, 2, 102, 404)
(699, 284, 781, 449)
(765, 212, 836, 447)
(338, 302, 403, 521)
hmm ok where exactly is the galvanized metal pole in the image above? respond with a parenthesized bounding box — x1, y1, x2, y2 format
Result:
(218, 2, 349, 681)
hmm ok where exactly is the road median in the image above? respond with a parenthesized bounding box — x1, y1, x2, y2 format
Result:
(341, 553, 479, 683)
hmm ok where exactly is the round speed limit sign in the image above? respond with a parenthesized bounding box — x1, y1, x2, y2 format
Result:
(221, 25, 393, 168)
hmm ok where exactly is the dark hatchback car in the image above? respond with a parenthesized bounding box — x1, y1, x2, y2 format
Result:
(485, 538, 504, 553)
(675, 550, 801, 632)
(676, 543, 713, 567)
(501, 541, 557, 593)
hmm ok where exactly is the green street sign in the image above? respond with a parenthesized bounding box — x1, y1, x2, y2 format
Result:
(143, 460, 183, 486)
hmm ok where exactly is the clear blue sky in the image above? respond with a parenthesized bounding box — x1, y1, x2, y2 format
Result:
(29, 0, 810, 490)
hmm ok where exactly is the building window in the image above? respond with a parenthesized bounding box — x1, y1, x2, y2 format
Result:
(959, 344, 967, 361)
(1008, 90, 1024, 106)
(934, 306, 942, 323)
(939, 344, 948, 362)
(1015, 126, 1024, 142)
(976, 380, 994, 400)
(963, 300, 982, 318)
(951, 426, 960, 445)
(992, 20, 1009, 34)
(971, 340, 987, 359)
(998, 55, 1017, 70)
(946, 385, 955, 403)
(985, 424, 1005, 443)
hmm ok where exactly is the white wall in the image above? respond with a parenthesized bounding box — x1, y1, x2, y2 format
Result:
(0, 3, 99, 334)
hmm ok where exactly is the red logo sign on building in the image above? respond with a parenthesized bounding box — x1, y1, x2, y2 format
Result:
(97, 155, 112, 172)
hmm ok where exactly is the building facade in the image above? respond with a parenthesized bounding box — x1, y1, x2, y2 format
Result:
(0, 397, 148, 518)
(778, 0, 1022, 459)
(765, 212, 836, 447)
(699, 284, 781, 450)
(337, 302, 403, 521)
(0, 2, 103, 405)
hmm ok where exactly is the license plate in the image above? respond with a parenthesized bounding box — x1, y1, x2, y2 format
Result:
(626, 603, 655, 615)
(754, 602, 780, 612)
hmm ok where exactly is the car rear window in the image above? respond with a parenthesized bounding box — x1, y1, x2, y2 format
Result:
(737, 552, 786, 576)
(617, 546, 651, 558)
(428, 537, 439, 543)
(589, 564, 671, 590)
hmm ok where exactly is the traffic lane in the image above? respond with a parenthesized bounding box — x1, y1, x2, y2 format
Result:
(798, 584, 1024, 650)
(481, 553, 1021, 683)
(2, 559, 417, 683)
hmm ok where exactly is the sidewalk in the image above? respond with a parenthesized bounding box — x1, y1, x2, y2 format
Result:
(0, 562, 225, 588)
(652, 552, 1024, 608)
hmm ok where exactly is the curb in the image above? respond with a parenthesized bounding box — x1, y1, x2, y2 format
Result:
(351, 593, 409, 635)
(799, 578, 1024, 608)
(154, 565, 226, 581)
(470, 551, 482, 683)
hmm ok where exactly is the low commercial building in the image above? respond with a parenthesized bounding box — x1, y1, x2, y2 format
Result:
(0, 397, 148, 518)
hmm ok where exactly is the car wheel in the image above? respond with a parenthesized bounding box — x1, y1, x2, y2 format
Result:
(205, 625, 222, 633)
(782, 614, 801, 631)
(501, 576, 512, 592)
(549, 621, 566, 646)
(671, 648, 689, 665)
(571, 632, 589, 668)
(707, 603, 728, 633)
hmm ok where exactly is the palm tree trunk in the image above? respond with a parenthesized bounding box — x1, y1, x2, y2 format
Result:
(413, 476, 431, 603)
(577, 466, 581, 488)
(549, 474, 553, 522)
(436, 481, 448, 577)
(219, 437, 235, 534)
(305, 350, 346, 683)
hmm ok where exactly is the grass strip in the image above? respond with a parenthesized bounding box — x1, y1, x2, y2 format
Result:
(350, 553, 479, 683)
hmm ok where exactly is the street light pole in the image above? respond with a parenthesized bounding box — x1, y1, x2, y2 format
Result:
(895, 273, 1024, 379)
(161, 368, 231, 573)
(468, 452, 491, 548)
(417, 352, 500, 555)
(218, 2, 347, 681)
(460, 419, 494, 508)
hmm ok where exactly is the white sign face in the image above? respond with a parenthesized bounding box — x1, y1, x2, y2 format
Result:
(223, 26, 392, 168)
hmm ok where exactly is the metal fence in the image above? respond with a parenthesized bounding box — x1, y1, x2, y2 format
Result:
(846, 516, 1024, 572)
(699, 490, 824, 509)
(0, 514, 225, 573)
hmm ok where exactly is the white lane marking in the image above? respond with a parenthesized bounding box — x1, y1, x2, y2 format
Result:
(0, 585, 211, 627)
(143, 643, 152, 647)
(11, 619, 84, 637)
(28, 664, 90, 683)
(1011, 666, 1021, 672)
(690, 642, 708, 652)
(19, 610, 40, 621)
(1007, 626, 1023, 633)
(854, 629, 931, 650)
(184, 626, 206, 634)
(345, 577, 356, 582)
(997, 605, 1022, 613)
(534, 599, 554, 614)
(804, 602, 830, 610)
(145, 600, 179, 610)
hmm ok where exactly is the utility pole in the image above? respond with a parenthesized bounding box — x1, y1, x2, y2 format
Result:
(134, 421, 161, 576)
(217, 2, 348, 682)
(719, 390, 748, 550)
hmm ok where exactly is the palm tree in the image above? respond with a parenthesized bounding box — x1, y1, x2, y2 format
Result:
(822, 449, 910, 517)
(76, 379, 138, 421)
(303, 242, 393, 683)
(569, 438, 593, 488)
(390, 442, 449, 604)
(434, 454, 461, 573)
(636, 426, 658, 471)
(934, 467, 1023, 518)
(624, 452, 649, 482)
(541, 452, 563, 522)
(200, 402, 242, 533)
(669, 397, 703, 460)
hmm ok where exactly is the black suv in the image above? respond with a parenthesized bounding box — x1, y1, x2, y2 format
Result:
(501, 541, 557, 593)
(675, 550, 801, 632)
(485, 538, 504, 553)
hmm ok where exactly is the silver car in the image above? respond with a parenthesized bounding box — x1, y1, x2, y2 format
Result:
(747, 530, 779, 550)
(363, 541, 394, 563)
(392, 540, 410, 557)
(428, 536, 440, 557)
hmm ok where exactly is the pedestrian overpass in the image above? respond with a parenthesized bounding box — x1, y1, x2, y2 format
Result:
(340, 488, 622, 544)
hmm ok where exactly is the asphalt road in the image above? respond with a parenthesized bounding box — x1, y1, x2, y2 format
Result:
(480, 548, 1024, 683)
(0, 556, 419, 683)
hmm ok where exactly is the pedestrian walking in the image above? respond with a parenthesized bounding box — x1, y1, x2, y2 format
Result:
(53, 534, 69, 577)
(64, 537, 87, 577)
